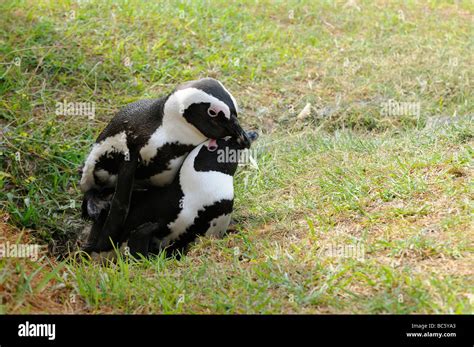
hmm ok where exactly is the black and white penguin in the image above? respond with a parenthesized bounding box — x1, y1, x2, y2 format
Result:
(84, 131, 258, 258)
(80, 78, 251, 252)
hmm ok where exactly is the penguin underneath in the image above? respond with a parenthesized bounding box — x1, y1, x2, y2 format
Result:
(80, 78, 251, 252)
(84, 131, 258, 258)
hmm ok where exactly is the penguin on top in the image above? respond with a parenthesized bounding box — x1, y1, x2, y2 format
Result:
(80, 78, 251, 252)
(83, 131, 259, 258)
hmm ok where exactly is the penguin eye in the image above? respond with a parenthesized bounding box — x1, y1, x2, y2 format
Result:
(207, 108, 218, 117)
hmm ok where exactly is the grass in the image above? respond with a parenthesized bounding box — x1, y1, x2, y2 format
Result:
(0, 0, 473, 313)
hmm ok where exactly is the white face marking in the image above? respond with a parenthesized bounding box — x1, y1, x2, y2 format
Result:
(216, 80, 239, 114)
(173, 87, 231, 119)
(80, 131, 128, 192)
(140, 87, 229, 165)
(159, 141, 234, 245)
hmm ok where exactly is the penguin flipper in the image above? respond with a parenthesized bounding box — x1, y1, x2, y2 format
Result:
(128, 222, 159, 258)
(94, 149, 139, 251)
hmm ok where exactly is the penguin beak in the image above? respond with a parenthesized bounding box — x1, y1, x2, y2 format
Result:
(245, 130, 259, 143)
(237, 132, 251, 149)
(229, 115, 251, 149)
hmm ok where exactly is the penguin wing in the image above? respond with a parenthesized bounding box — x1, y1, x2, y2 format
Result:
(96, 98, 165, 147)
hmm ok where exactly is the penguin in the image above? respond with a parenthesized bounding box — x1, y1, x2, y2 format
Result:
(80, 78, 251, 252)
(83, 131, 259, 258)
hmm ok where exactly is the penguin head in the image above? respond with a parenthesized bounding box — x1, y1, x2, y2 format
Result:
(192, 130, 259, 176)
(167, 78, 251, 148)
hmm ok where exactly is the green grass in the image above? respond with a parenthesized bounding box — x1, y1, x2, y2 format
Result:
(0, 0, 473, 313)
